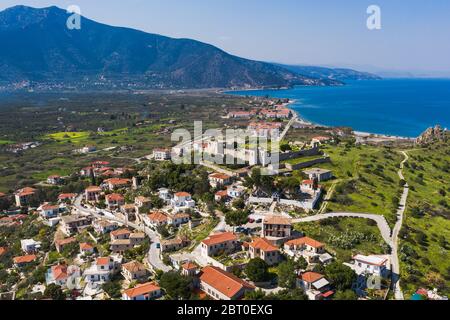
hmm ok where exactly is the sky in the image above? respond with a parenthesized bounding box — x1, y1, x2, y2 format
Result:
(1, 0, 450, 75)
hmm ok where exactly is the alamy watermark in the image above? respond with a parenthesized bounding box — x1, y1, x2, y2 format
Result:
(66, 5, 81, 30)
(367, 5, 382, 30)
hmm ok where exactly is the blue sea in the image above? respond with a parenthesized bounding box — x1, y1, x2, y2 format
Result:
(228, 79, 450, 138)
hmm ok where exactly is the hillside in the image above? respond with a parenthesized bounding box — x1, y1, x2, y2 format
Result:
(0, 5, 342, 90)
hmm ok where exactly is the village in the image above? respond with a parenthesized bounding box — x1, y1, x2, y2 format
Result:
(0, 98, 446, 301)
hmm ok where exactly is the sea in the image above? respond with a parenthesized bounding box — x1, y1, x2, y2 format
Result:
(227, 78, 450, 138)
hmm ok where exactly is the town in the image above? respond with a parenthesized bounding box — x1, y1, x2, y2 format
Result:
(2, 95, 447, 302)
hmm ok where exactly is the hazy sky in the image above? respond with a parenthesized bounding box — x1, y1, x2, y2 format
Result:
(2, 0, 450, 74)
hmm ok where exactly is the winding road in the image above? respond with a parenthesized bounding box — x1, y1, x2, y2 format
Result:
(74, 195, 171, 272)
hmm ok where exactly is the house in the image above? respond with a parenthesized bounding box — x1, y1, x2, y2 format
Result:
(228, 111, 254, 119)
(85, 186, 102, 202)
(301, 180, 318, 193)
(201, 232, 239, 257)
(14, 187, 37, 207)
(248, 122, 283, 138)
(105, 193, 125, 210)
(46, 264, 81, 287)
(129, 233, 146, 246)
(58, 193, 77, 203)
(83, 256, 121, 283)
(38, 203, 61, 219)
(181, 262, 198, 277)
(153, 148, 171, 161)
(303, 168, 333, 182)
(80, 243, 95, 255)
(110, 240, 134, 253)
(158, 188, 171, 202)
(227, 185, 246, 199)
(144, 211, 168, 228)
(134, 196, 151, 211)
(311, 136, 332, 146)
(80, 166, 94, 177)
(208, 173, 232, 188)
(91, 161, 110, 169)
(110, 228, 131, 241)
(284, 237, 326, 263)
(121, 261, 147, 282)
(47, 175, 63, 185)
(352, 254, 389, 277)
(55, 237, 77, 253)
(102, 178, 132, 191)
(247, 238, 281, 266)
(13, 254, 37, 267)
(160, 238, 190, 253)
(0, 247, 7, 257)
(168, 212, 190, 227)
(93, 220, 118, 234)
(199, 266, 255, 300)
(61, 214, 91, 235)
(297, 272, 333, 300)
(120, 204, 136, 221)
(122, 282, 162, 301)
(262, 216, 292, 240)
(171, 192, 196, 212)
(215, 190, 229, 202)
(20, 239, 41, 253)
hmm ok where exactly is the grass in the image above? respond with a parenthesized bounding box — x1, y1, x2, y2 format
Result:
(399, 140, 450, 298)
(0, 139, 13, 145)
(299, 143, 404, 226)
(282, 155, 326, 165)
(294, 217, 389, 263)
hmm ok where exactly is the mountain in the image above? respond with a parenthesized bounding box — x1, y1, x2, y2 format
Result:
(276, 64, 381, 81)
(0, 5, 342, 90)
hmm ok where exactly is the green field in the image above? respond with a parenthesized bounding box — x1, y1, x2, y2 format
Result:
(399, 141, 450, 298)
(289, 143, 403, 226)
(294, 217, 389, 263)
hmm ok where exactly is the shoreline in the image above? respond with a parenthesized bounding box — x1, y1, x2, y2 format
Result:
(228, 90, 418, 141)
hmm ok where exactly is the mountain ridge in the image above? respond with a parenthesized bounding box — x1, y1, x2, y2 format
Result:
(0, 6, 361, 90)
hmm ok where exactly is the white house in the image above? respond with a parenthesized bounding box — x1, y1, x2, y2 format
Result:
(352, 254, 389, 277)
(21, 239, 41, 254)
(170, 192, 196, 212)
(38, 203, 62, 219)
(83, 256, 121, 283)
(168, 212, 190, 227)
(46, 265, 81, 288)
(153, 148, 171, 161)
(303, 168, 333, 182)
(227, 185, 246, 199)
(158, 188, 171, 202)
(284, 237, 326, 263)
(297, 272, 333, 300)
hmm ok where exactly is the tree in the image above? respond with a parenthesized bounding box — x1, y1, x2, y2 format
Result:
(44, 283, 66, 300)
(334, 290, 358, 300)
(277, 260, 297, 289)
(102, 281, 122, 299)
(245, 258, 269, 282)
(267, 288, 307, 300)
(225, 209, 249, 230)
(324, 262, 357, 291)
(232, 198, 246, 210)
(244, 289, 267, 300)
(293, 256, 308, 271)
(159, 272, 193, 300)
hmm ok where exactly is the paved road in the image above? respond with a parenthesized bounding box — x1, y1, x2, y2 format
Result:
(292, 212, 393, 246)
(391, 151, 409, 300)
(74, 195, 171, 272)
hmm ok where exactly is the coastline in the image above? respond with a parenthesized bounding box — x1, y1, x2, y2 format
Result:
(227, 88, 419, 141)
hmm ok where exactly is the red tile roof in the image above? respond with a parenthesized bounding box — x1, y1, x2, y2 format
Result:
(86, 186, 102, 192)
(300, 272, 324, 283)
(13, 254, 37, 264)
(105, 193, 125, 202)
(148, 212, 168, 223)
(175, 192, 191, 197)
(249, 238, 278, 252)
(96, 257, 110, 266)
(285, 237, 324, 249)
(56, 237, 77, 247)
(182, 262, 198, 270)
(58, 193, 77, 200)
(202, 232, 237, 247)
(80, 243, 94, 251)
(111, 228, 131, 237)
(209, 173, 231, 180)
(123, 282, 161, 298)
(264, 216, 292, 225)
(199, 266, 254, 299)
(122, 261, 146, 273)
(0, 247, 7, 256)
